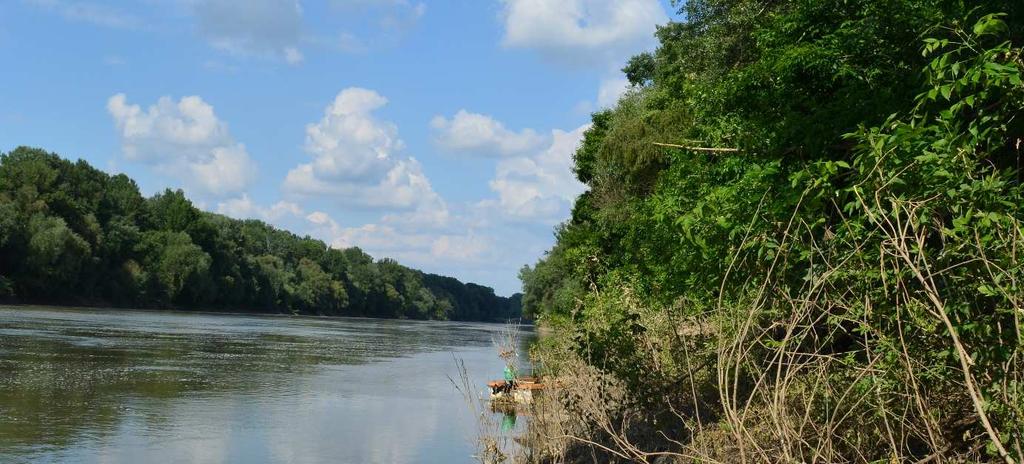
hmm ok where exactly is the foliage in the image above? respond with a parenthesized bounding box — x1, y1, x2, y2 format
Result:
(524, 3, 1024, 462)
(0, 147, 522, 321)
(138, 230, 210, 303)
(24, 214, 91, 295)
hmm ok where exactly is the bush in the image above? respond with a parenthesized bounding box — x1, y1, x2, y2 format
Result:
(523, 7, 1024, 463)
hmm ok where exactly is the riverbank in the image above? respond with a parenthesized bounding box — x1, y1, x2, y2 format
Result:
(512, 4, 1024, 462)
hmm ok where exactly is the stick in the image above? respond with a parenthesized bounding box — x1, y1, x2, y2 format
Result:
(652, 142, 740, 152)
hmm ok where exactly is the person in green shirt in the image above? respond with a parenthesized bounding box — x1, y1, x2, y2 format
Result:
(502, 365, 517, 393)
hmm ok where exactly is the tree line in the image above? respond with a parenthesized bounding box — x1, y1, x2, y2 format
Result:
(0, 147, 521, 322)
(521, 1, 1024, 462)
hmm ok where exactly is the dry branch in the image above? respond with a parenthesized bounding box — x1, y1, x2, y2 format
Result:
(652, 142, 740, 152)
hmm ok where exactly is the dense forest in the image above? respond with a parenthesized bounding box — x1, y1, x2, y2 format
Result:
(0, 147, 521, 322)
(520, 1, 1024, 463)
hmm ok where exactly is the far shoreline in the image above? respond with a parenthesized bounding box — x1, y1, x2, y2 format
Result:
(0, 300, 533, 326)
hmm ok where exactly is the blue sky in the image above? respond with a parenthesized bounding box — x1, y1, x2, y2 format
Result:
(0, 0, 679, 295)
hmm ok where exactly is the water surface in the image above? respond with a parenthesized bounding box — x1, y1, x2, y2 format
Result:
(0, 306, 523, 463)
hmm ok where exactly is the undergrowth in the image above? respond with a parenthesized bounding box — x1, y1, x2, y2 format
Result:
(519, 7, 1024, 463)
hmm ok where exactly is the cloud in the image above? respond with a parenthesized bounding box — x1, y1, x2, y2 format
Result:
(192, 0, 304, 64)
(332, 32, 368, 53)
(597, 76, 631, 108)
(283, 87, 448, 220)
(375, 1, 425, 34)
(283, 47, 304, 64)
(430, 110, 547, 157)
(300, 88, 397, 180)
(306, 211, 334, 226)
(430, 234, 489, 262)
(481, 124, 588, 222)
(304, 204, 553, 294)
(331, 0, 422, 12)
(217, 194, 303, 222)
(294, 112, 588, 286)
(314, 0, 425, 53)
(304, 211, 487, 265)
(107, 93, 257, 197)
(574, 76, 633, 114)
(331, 0, 425, 31)
(25, 0, 143, 29)
(286, 109, 588, 292)
(499, 0, 666, 66)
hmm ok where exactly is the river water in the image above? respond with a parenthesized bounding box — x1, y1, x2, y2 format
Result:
(0, 305, 526, 463)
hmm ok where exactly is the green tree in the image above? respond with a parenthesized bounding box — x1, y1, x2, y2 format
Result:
(621, 52, 655, 86)
(290, 258, 348, 314)
(23, 214, 90, 294)
(146, 189, 199, 233)
(0, 146, 518, 321)
(0, 200, 19, 248)
(139, 231, 211, 303)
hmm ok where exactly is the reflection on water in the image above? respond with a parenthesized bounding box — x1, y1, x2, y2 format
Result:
(0, 306, 525, 464)
(500, 413, 517, 432)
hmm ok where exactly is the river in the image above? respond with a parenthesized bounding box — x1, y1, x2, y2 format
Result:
(0, 305, 527, 463)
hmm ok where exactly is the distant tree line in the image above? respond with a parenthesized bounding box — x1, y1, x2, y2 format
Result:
(0, 147, 522, 321)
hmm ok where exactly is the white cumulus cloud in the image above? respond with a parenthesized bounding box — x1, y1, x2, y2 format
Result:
(107, 93, 257, 197)
(574, 76, 634, 114)
(597, 76, 631, 108)
(482, 124, 588, 222)
(304, 211, 488, 266)
(217, 194, 303, 222)
(499, 0, 666, 66)
(430, 110, 547, 157)
(283, 87, 448, 221)
(430, 234, 489, 262)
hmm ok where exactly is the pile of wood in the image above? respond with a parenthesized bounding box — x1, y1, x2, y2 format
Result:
(487, 377, 546, 404)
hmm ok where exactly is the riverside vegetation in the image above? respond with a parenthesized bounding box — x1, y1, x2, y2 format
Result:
(518, 1, 1024, 463)
(0, 147, 521, 321)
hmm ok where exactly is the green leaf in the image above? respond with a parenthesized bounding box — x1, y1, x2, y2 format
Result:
(973, 14, 1008, 37)
(939, 85, 952, 100)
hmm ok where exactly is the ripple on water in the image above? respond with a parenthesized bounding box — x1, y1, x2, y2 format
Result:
(0, 305, 531, 464)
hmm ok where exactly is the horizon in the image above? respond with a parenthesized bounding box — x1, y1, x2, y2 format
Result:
(0, 0, 679, 295)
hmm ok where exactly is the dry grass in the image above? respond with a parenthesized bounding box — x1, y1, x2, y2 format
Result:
(448, 322, 532, 464)
(494, 321, 523, 374)
(449, 356, 510, 464)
